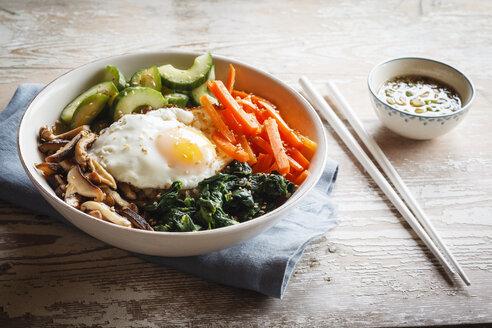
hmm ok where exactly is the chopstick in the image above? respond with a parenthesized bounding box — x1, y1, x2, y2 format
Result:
(326, 81, 471, 286)
(299, 76, 468, 285)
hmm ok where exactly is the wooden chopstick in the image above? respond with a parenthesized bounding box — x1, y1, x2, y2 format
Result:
(299, 76, 467, 285)
(326, 81, 470, 286)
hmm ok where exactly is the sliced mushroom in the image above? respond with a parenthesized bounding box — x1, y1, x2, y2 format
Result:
(65, 193, 82, 208)
(53, 120, 70, 135)
(46, 174, 66, 198)
(65, 165, 104, 204)
(38, 139, 70, 154)
(35, 162, 63, 176)
(103, 191, 115, 207)
(39, 126, 55, 142)
(88, 158, 117, 189)
(120, 208, 153, 231)
(119, 182, 137, 200)
(59, 159, 74, 172)
(101, 186, 130, 209)
(128, 203, 139, 213)
(47, 174, 64, 190)
(45, 132, 83, 163)
(80, 201, 131, 227)
(39, 125, 89, 142)
(75, 132, 96, 168)
(87, 210, 103, 220)
(86, 171, 102, 185)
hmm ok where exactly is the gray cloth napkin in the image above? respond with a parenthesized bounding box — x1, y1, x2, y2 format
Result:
(0, 84, 339, 298)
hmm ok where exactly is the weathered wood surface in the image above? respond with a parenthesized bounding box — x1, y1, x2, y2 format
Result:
(1, 0, 491, 326)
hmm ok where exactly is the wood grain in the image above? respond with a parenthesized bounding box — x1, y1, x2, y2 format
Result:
(1, 0, 491, 326)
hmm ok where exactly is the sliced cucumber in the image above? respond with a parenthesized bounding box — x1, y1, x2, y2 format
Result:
(70, 93, 109, 129)
(60, 82, 118, 124)
(103, 65, 127, 91)
(130, 66, 162, 91)
(191, 65, 218, 106)
(111, 87, 167, 121)
(161, 85, 174, 95)
(164, 93, 189, 107)
(158, 53, 213, 91)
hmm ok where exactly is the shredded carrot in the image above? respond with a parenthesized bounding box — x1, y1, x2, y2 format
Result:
(201, 95, 236, 144)
(210, 69, 318, 184)
(220, 108, 243, 135)
(296, 132, 317, 160)
(285, 172, 297, 183)
(231, 90, 248, 99)
(208, 81, 260, 135)
(295, 170, 310, 185)
(257, 125, 269, 140)
(252, 136, 273, 154)
(238, 134, 257, 165)
(287, 155, 304, 172)
(257, 100, 303, 148)
(288, 147, 310, 169)
(225, 64, 236, 93)
(236, 91, 270, 105)
(268, 162, 279, 173)
(238, 97, 256, 113)
(232, 90, 274, 109)
(238, 97, 264, 124)
(252, 153, 273, 173)
(211, 130, 249, 162)
(264, 118, 290, 175)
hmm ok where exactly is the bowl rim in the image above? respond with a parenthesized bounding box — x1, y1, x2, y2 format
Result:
(17, 50, 327, 238)
(367, 56, 475, 119)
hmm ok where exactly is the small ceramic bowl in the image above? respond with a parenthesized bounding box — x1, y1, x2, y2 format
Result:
(18, 51, 327, 257)
(368, 57, 475, 140)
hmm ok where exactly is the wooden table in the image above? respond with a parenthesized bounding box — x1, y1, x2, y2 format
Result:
(1, 0, 491, 326)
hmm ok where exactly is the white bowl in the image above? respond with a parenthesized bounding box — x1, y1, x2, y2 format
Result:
(18, 51, 327, 256)
(368, 57, 475, 140)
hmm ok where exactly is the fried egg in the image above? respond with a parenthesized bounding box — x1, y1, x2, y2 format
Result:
(88, 107, 230, 189)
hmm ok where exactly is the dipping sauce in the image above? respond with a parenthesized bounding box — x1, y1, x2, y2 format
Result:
(378, 75, 461, 115)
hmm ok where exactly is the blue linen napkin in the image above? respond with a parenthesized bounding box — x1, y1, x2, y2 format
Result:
(0, 84, 339, 298)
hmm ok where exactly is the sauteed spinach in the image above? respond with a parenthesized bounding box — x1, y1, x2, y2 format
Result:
(144, 160, 295, 232)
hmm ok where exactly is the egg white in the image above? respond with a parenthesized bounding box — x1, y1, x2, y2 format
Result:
(88, 107, 231, 190)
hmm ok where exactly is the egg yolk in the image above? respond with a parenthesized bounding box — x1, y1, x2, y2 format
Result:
(155, 127, 215, 170)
